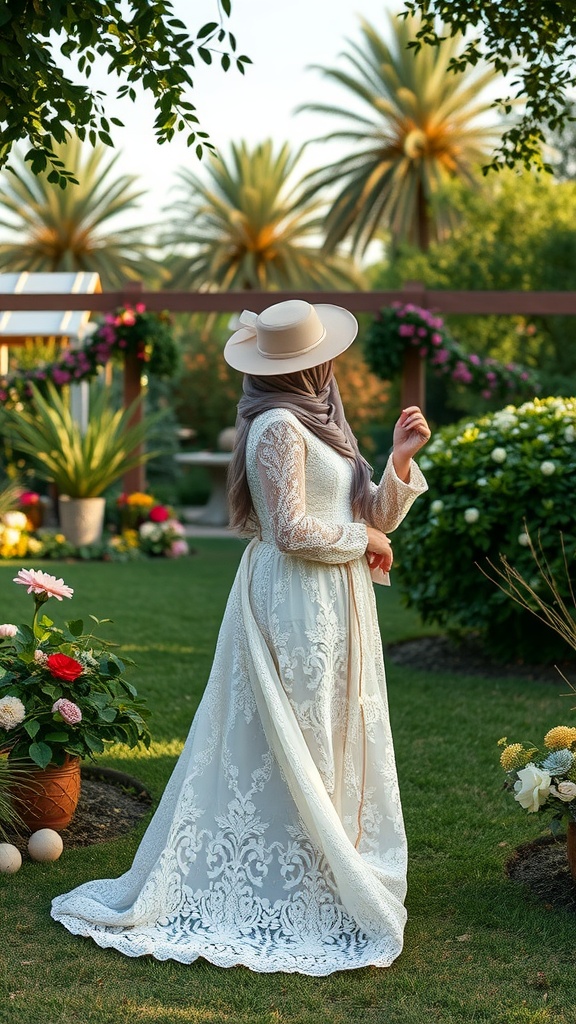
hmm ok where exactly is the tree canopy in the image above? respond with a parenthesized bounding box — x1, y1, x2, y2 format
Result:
(401, 1, 576, 172)
(0, 0, 250, 186)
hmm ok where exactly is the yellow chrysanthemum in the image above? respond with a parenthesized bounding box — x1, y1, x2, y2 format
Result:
(543, 726, 576, 750)
(121, 529, 140, 548)
(500, 743, 533, 772)
(126, 493, 155, 507)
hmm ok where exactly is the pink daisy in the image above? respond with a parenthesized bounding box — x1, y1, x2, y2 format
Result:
(13, 568, 74, 601)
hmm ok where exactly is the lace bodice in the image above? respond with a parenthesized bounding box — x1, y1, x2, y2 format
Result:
(246, 408, 427, 561)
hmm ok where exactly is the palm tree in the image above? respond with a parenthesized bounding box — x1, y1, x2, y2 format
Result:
(0, 137, 160, 287)
(300, 12, 501, 254)
(164, 139, 365, 290)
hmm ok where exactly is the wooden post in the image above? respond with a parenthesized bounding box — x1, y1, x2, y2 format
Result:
(400, 281, 427, 413)
(121, 282, 145, 495)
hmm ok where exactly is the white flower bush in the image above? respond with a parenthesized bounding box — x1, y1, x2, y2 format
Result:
(395, 397, 576, 660)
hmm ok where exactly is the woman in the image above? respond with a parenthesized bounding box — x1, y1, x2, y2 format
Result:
(52, 299, 430, 975)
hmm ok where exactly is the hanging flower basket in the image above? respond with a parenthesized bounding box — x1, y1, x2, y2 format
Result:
(364, 303, 539, 401)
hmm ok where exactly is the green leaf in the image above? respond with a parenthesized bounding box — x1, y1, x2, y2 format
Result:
(66, 619, 84, 637)
(44, 730, 69, 743)
(98, 707, 117, 722)
(28, 741, 53, 769)
(84, 732, 105, 754)
(24, 719, 40, 738)
(197, 22, 218, 38)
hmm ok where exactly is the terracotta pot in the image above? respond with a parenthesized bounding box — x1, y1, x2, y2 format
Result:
(567, 820, 576, 883)
(58, 495, 105, 546)
(12, 756, 82, 831)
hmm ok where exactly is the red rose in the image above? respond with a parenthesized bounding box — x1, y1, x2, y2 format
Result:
(46, 653, 84, 682)
(149, 505, 170, 523)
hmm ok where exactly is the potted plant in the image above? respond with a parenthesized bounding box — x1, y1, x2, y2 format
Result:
(0, 568, 151, 830)
(5, 383, 163, 546)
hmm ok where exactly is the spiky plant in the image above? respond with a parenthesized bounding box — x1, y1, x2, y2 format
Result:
(0, 137, 160, 287)
(300, 12, 501, 254)
(163, 139, 365, 290)
(5, 383, 163, 498)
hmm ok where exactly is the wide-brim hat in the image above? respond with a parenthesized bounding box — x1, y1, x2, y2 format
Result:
(223, 299, 358, 375)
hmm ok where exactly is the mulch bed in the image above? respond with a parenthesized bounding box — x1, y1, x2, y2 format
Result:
(386, 633, 576, 684)
(506, 835, 576, 914)
(7, 765, 153, 853)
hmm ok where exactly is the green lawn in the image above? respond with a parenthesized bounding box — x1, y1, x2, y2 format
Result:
(1, 540, 575, 1024)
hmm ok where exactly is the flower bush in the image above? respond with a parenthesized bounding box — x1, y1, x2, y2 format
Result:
(498, 729, 576, 826)
(115, 493, 189, 558)
(0, 569, 151, 768)
(0, 303, 179, 408)
(364, 303, 539, 401)
(394, 397, 576, 660)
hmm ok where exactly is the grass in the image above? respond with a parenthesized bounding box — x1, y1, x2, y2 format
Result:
(1, 539, 576, 1024)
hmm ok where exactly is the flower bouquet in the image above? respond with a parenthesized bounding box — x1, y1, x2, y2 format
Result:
(0, 569, 151, 769)
(499, 727, 576, 823)
(138, 504, 189, 558)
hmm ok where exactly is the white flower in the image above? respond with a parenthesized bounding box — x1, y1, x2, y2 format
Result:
(139, 522, 162, 541)
(3, 511, 27, 530)
(34, 649, 48, 664)
(540, 460, 556, 476)
(491, 447, 507, 464)
(564, 425, 575, 443)
(418, 456, 432, 470)
(0, 695, 26, 730)
(493, 411, 517, 429)
(518, 532, 530, 547)
(0, 623, 17, 638)
(464, 507, 480, 524)
(477, 477, 488, 487)
(3, 528, 20, 547)
(514, 763, 551, 812)
(430, 500, 444, 514)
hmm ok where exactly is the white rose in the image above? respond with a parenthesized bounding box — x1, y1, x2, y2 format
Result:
(491, 447, 507, 464)
(430, 500, 444, 514)
(540, 461, 556, 476)
(557, 781, 576, 801)
(3, 511, 27, 530)
(0, 623, 17, 638)
(514, 763, 551, 812)
(464, 507, 480, 524)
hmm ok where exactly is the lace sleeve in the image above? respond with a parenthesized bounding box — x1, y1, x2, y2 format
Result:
(255, 420, 368, 563)
(365, 453, 428, 533)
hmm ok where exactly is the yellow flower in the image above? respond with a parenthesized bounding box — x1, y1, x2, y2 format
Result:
(543, 726, 576, 750)
(27, 537, 43, 554)
(126, 492, 155, 507)
(121, 529, 140, 548)
(500, 743, 533, 772)
(55, 534, 66, 544)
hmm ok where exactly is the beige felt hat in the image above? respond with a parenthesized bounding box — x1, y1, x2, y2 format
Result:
(223, 299, 358, 375)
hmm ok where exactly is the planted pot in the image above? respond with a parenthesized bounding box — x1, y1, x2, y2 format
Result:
(12, 756, 81, 831)
(58, 495, 105, 547)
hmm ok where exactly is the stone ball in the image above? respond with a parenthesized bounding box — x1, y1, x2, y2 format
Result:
(217, 427, 237, 452)
(0, 843, 22, 873)
(28, 828, 64, 862)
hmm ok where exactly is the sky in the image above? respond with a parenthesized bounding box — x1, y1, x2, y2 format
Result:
(88, 0, 397, 227)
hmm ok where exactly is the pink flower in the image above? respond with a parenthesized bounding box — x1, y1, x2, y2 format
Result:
(419, 347, 428, 358)
(486, 372, 497, 383)
(521, 372, 530, 381)
(167, 539, 189, 558)
(166, 519, 186, 536)
(52, 368, 71, 385)
(18, 491, 40, 505)
(13, 568, 74, 601)
(0, 623, 17, 638)
(398, 324, 415, 337)
(417, 328, 427, 338)
(135, 303, 146, 313)
(431, 333, 442, 345)
(481, 389, 493, 399)
(119, 310, 136, 326)
(52, 698, 82, 725)
(469, 354, 481, 365)
(34, 649, 48, 665)
(431, 349, 450, 365)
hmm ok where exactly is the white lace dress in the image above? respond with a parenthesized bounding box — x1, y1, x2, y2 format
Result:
(51, 409, 427, 975)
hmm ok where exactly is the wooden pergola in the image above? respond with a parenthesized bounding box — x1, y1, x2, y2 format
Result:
(2, 281, 576, 492)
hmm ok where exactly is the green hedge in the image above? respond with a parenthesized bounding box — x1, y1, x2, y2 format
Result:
(395, 397, 576, 661)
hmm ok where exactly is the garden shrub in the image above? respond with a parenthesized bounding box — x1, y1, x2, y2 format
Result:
(394, 397, 576, 662)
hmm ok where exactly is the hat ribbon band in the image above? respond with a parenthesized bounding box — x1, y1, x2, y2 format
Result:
(257, 327, 326, 360)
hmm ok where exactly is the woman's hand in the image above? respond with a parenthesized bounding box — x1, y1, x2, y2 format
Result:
(365, 526, 393, 573)
(392, 406, 431, 481)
